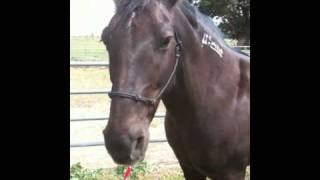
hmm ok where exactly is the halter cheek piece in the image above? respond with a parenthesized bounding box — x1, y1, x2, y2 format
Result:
(108, 33, 183, 105)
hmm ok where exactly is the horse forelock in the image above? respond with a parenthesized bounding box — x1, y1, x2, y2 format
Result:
(105, 0, 229, 49)
(178, 1, 227, 46)
(106, 0, 152, 35)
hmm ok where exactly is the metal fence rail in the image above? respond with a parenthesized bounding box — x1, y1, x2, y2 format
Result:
(70, 114, 166, 122)
(233, 46, 250, 48)
(70, 61, 109, 67)
(70, 46, 250, 148)
(70, 46, 250, 67)
(70, 89, 110, 95)
(71, 139, 168, 148)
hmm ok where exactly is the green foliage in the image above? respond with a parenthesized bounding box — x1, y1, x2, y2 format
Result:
(70, 161, 149, 180)
(191, 0, 250, 45)
(70, 162, 249, 179)
(70, 163, 103, 180)
(115, 161, 148, 180)
(70, 36, 108, 61)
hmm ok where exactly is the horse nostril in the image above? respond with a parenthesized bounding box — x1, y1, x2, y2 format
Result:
(135, 136, 144, 150)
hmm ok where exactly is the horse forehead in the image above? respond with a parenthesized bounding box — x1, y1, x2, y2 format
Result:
(127, 3, 169, 28)
(157, 2, 171, 20)
(127, 12, 136, 28)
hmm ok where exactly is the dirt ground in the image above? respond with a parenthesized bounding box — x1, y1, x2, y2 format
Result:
(70, 66, 250, 180)
(70, 107, 177, 169)
(70, 66, 177, 169)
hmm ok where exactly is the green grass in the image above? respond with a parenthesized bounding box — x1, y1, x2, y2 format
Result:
(70, 162, 104, 180)
(70, 36, 243, 61)
(70, 161, 184, 180)
(70, 36, 108, 61)
(70, 162, 249, 180)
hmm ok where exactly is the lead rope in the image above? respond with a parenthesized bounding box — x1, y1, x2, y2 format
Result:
(123, 166, 132, 180)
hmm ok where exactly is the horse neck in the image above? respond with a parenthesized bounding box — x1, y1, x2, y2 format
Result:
(162, 7, 241, 118)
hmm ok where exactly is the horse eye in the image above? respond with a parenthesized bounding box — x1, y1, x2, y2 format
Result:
(159, 36, 172, 50)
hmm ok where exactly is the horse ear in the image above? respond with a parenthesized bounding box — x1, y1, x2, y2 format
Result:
(164, 0, 180, 9)
(101, 26, 108, 44)
(113, 0, 128, 8)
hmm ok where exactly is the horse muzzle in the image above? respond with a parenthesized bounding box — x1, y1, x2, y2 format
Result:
(103, 125, 148, 165)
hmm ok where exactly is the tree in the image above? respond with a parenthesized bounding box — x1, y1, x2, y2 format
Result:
(189, 0, 250, 45)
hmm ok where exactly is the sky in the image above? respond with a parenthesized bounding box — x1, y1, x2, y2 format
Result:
(70, 0, 115, 36)
(70, 0, 221, 36)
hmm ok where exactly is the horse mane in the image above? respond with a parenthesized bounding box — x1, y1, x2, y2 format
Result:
(179, 1, 250, 57)
(178, 1, 228, 47)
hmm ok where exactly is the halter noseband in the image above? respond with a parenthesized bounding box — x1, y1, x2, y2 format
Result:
(108, 33, 182, 105)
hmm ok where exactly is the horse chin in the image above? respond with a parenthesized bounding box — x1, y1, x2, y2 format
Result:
(111, 136, 149, 165)
(113, 150, 146, 165)
(129, 153, 146, 165)
(127, 142, 148, 165)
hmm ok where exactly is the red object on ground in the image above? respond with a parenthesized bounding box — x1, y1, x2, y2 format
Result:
(123, 166, 132, 180)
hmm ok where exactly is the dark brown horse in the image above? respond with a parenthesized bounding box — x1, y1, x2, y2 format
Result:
(101, 0, 250, 179)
